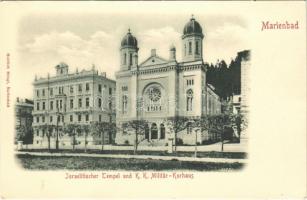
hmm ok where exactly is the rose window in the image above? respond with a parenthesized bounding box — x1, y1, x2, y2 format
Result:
(148, 87, 161, 102)
(145, 85, 162, 112)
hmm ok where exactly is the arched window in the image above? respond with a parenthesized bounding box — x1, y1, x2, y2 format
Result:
(186, 89, 193, 111)
(151, 123, 158, 139)
(184, 44, 187, 56)
(145, 124, 149, 140)
(188, 41, 192, 54)
(187, 122, 192, 134)
(122, 95, 128, 114)
(98, 98, 102, 108)
(129, 53, 133, 66)
(195, 41, 199, 55)
(160, 124, 165, 139)
(145, 85, 162, 112)
(134, 54, 138, 65)
(123, 53, 127, 65)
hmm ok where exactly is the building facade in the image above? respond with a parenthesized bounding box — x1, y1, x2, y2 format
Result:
(15, 98, 34, 144)
(229, 50, 250, 115)
(232, 94, 241, 114)
(240, 50, 251, 114)
(32, 63, 116, 147)
(115, 17, 221, 146)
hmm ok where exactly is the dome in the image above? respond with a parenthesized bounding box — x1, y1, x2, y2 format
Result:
(56, 62, 68, 68)
(121, 29, 138, 48)
(183, 16, 204, 37)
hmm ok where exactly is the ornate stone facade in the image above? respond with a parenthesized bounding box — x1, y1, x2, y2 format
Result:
(115, 17, 222, 145)
(32, 63, 116, 147)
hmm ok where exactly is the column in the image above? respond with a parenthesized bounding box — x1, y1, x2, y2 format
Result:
(157, 123, 160, 140)
(148, 123, 151, 140)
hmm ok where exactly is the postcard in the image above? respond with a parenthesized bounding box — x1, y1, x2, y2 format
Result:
(0, 1, 306, 199)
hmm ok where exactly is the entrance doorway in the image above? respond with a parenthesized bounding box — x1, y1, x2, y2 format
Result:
(151, 123, 158, 139)
(160, 124, 165, 139)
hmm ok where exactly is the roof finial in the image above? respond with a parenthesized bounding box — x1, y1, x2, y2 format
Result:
(128, 28, 131, 33)
(191, 14, 194, 20)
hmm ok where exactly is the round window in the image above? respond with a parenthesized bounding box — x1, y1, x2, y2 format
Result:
(148, 87, 161, 102)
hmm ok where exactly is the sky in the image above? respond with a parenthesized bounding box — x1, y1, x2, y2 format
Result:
(17, 10, 249, 99)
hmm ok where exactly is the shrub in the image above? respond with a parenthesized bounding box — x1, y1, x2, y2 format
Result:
(202, 139, 216, 145)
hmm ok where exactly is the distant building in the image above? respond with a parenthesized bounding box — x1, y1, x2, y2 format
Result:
(115, 16, 222, 146)
(15, 98, 34, 144)
(32, 63, 116, 147)
(206, 84, 222, 115)
(228, 50, 250, 115)
(240, 50, 251, 113)
(232, 94, 241, 114)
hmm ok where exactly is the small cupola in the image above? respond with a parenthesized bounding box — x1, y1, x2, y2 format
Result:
(55, 62, 69, 76)
(183, 15, 204, 39)
(121, 29, 138, 49)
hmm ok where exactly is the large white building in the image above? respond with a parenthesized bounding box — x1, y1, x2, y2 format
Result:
(115, 16, 221, 145)
(32, 63, 116, 147)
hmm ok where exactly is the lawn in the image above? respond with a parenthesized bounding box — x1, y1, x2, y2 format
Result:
(19, 149, 247, 159)
(16, 154, 244, 171)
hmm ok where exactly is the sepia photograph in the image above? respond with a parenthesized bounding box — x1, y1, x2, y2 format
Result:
(14, 9, 250, 171)
(0, 1, 305, 199)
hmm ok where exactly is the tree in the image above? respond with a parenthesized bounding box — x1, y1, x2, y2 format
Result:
(15, 109, 34, 145)
(206, 57, 243, 100)
(81, 124, 91, 153)
(231, 113, 248, 143)
(39, 124, 51, 151)
(207, 114, 233, 151)
(24, 127, 33, 145)
(123, 119, 148, 155)
(64, 124, 78, 150)
(16, 125, 33, 146)
(165, 116, 189, 152)
(15, 125, 26, 144)
(188, 116, 209, 157)
(108, 122, 117, 145)
(91, 122, 103, 150)
(91, 122, 115, 152)
(47, 125, 55, 151)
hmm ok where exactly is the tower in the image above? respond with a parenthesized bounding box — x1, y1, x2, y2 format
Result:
(169, 44, 176, 61)
(120, 29, 139, 70)
(55, 62, 69, 76)
(182, 15, 204, 62)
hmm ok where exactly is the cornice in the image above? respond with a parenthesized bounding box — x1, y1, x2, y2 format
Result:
(34, 71, 115, 86)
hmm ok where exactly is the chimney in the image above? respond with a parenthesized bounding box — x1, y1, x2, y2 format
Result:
(151, 49, 156, 57)
(169, 45, 176, 61)
(101, 72, 106, 77)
